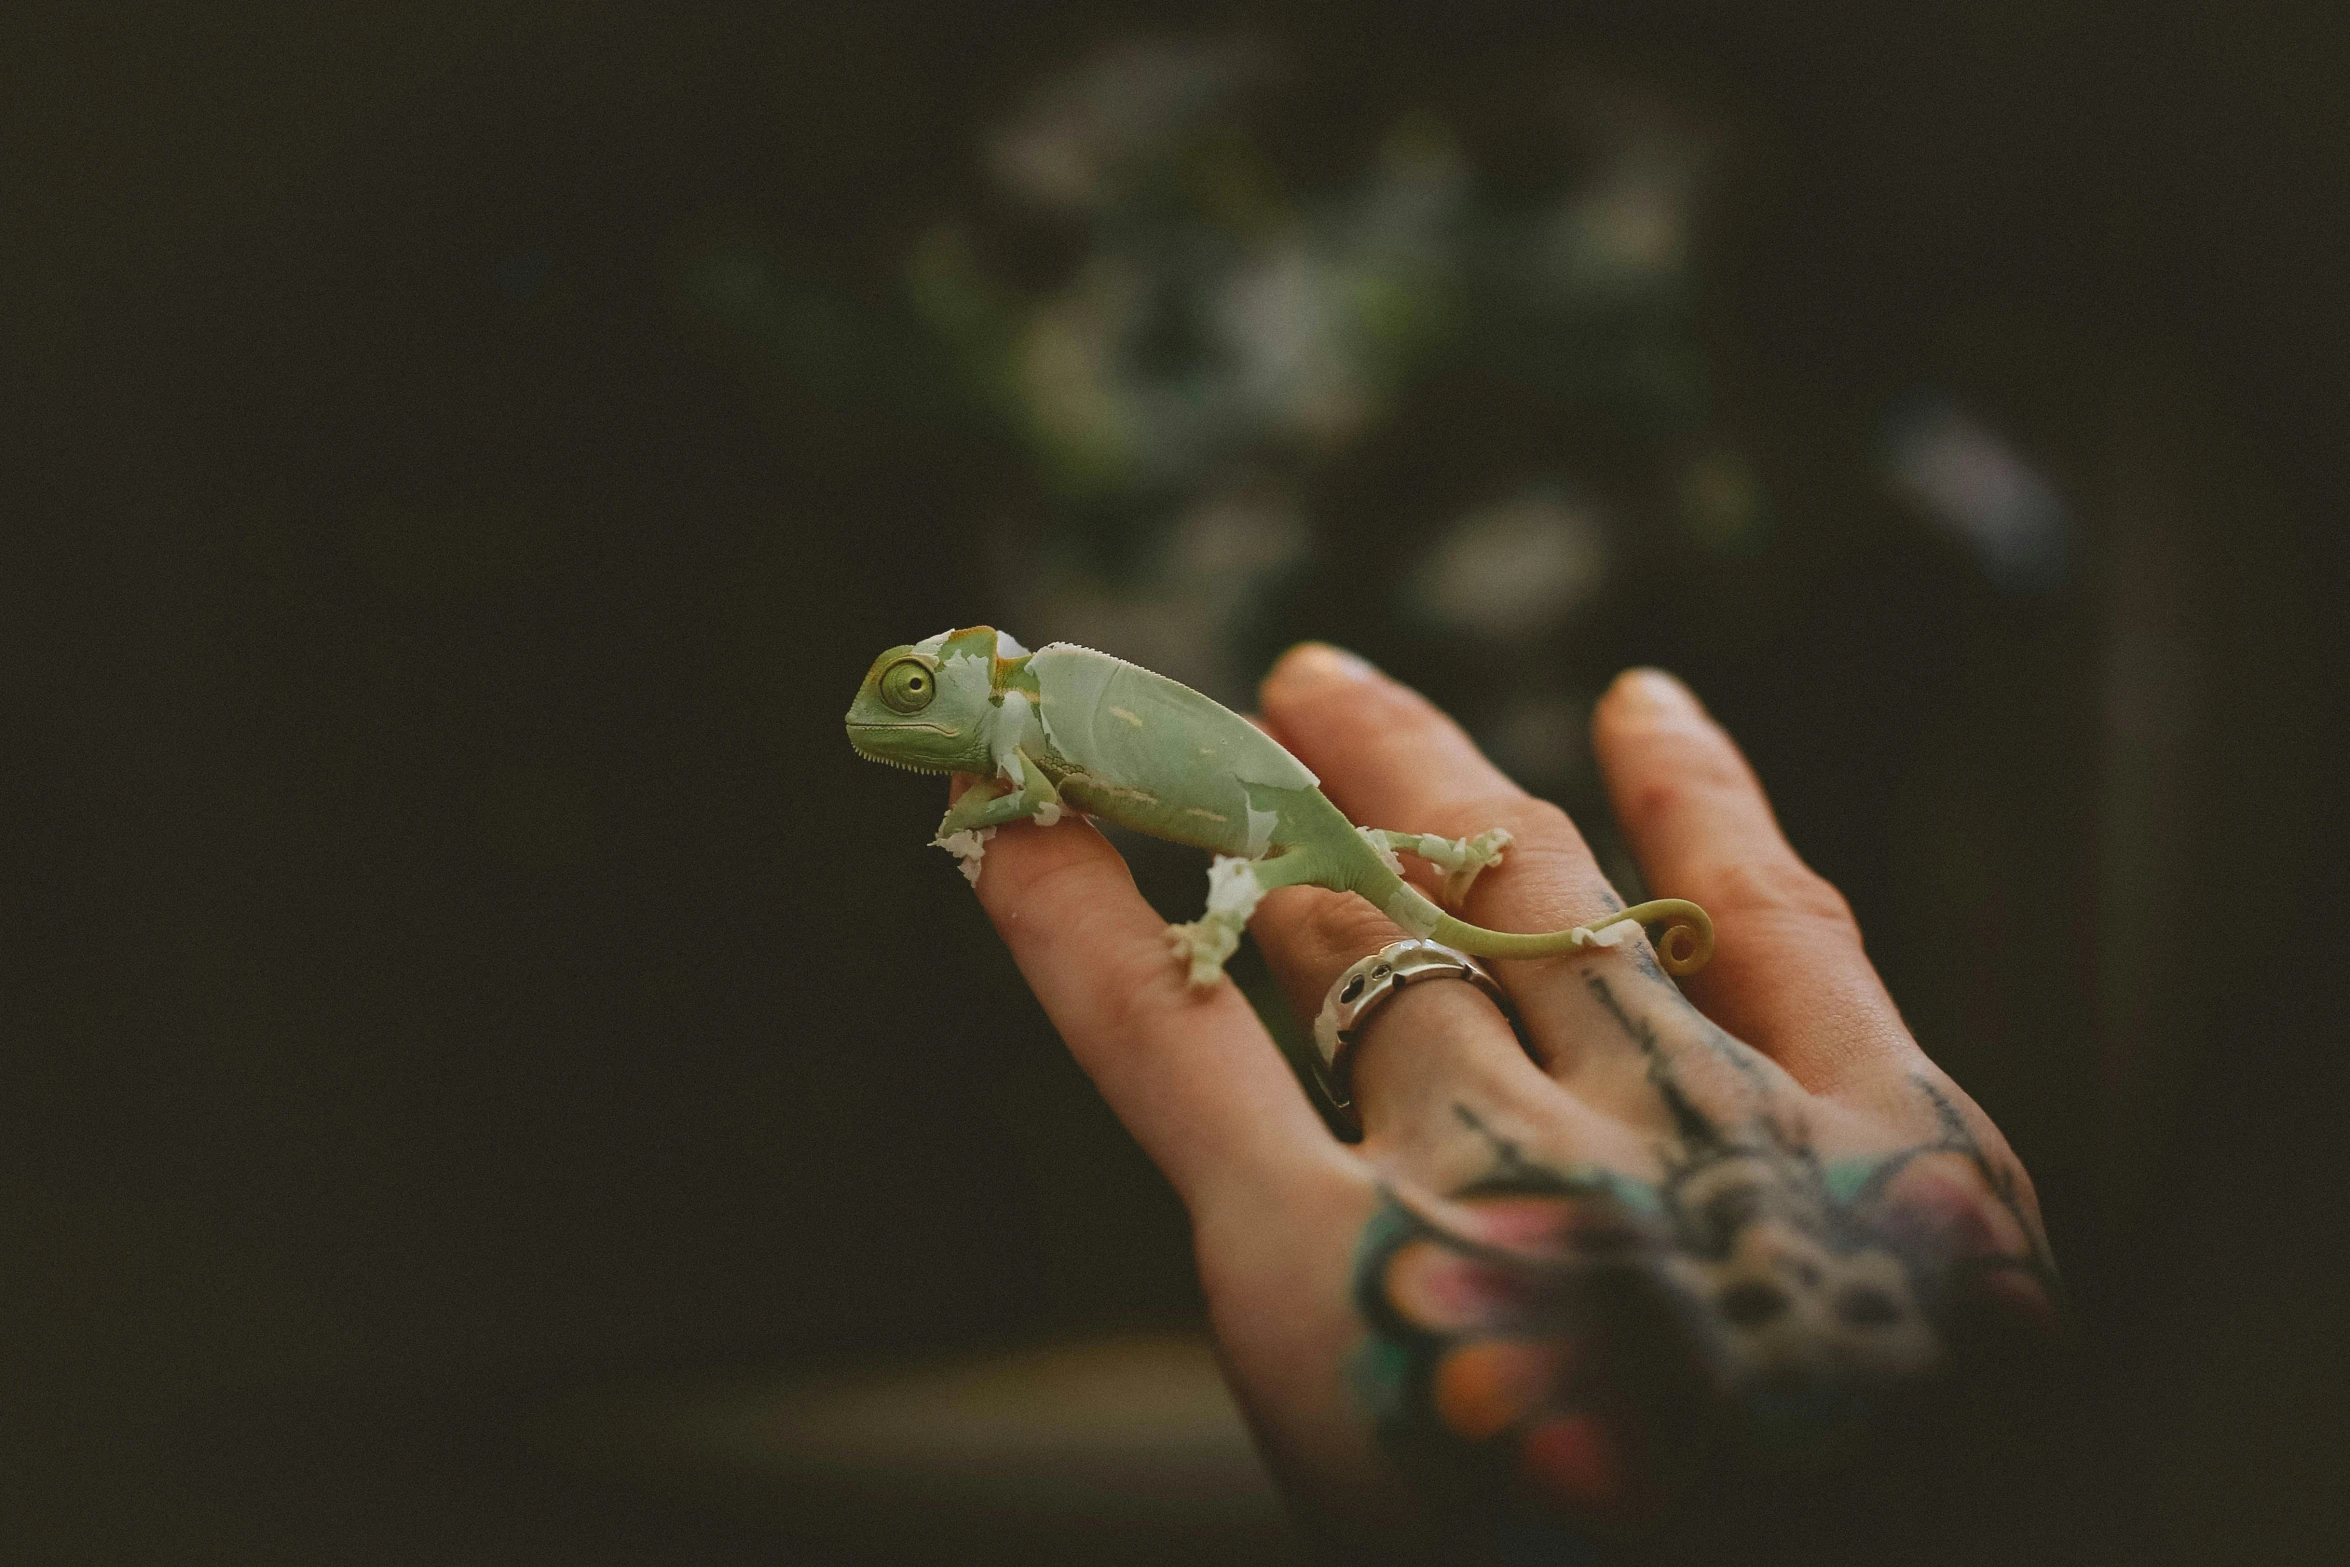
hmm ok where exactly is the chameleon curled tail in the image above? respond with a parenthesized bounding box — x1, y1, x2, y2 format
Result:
(1426, 895, 1714, 973)
(1164, 823, 1715, 988)
(1410, 892, 1710, 967)
(1324, 830, 1712, 978)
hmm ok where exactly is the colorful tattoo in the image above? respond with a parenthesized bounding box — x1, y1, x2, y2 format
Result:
(1351, 974, 2059, 1551)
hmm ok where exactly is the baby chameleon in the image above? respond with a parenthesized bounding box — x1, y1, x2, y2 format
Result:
(844, 628, 1714, 987)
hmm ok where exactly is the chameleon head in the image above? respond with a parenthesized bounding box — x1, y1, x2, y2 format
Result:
(843, 629, 1003, 775)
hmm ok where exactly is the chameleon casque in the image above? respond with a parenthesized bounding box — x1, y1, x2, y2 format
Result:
(844, 628, 1713, 987)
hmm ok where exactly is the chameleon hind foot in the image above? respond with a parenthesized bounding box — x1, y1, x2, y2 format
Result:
(1361, 827, 1516, 904)
(1165, 855, 1269, 987)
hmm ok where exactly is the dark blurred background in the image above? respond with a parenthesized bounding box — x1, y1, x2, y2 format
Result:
(7, 2, 2346, 1563)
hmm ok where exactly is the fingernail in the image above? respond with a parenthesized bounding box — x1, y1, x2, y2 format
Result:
(1611, 666, 1700, 715)
(1281, 642, 1378, 681)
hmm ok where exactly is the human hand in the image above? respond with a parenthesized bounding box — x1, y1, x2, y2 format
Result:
(957, 646, 2060, 1562)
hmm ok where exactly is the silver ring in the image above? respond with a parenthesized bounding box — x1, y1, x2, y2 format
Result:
(1309, 939, 1515, 1130)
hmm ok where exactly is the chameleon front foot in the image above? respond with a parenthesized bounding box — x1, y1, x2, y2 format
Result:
(1165, 855, 1268, 987)
(934, 827, 996, 887)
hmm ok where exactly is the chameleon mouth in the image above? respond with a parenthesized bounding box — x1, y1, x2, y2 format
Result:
(846, 725, 955, 774)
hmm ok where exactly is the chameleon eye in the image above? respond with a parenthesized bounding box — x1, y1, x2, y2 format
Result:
(879, 659, 935, 714)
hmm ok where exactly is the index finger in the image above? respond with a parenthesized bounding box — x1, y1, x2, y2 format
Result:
(957, 796, 1347, 1214)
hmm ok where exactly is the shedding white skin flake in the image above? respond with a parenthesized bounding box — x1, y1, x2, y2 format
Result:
(1358, 825, 1406, 874)
(1166, 855, 1266, 986)
(935, 827, 996, 886)
(1571, 918, 1636, 948)
(938, 649, 993, 712)
(1203, 855, 1266, 921)
(988, 689, 1034, 780)
(1245, 803, 1280, 859)
(982, 684, 1063, 827)
(1382, 884, 1443, 938)
(994, 629, 1030, 657)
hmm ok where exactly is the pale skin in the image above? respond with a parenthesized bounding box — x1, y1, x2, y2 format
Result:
(943, 648, 2057, 1558)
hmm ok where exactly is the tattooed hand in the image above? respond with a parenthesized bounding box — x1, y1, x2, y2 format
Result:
(960, 648, 2061, 1564)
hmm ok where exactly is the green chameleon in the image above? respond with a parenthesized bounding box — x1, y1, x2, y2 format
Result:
(844, 627, 1713, 986)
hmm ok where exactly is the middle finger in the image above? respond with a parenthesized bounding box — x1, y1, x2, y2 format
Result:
(1255, 646, 1677, 1097)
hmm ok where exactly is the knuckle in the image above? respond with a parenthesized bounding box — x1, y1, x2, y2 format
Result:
(1435, 793, 1572, 847)
(1625, 748, 1753, 827)
(1498, 794, 1573, 835)
(1605, 700, 1732, 754)
(1100, 957, 1199, 1043)
(1359, 671, 1441, 721)
(987, 848, 1093, 911)
(1363, 706, 1460, 769)
(1709, 856, 1858, 932)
